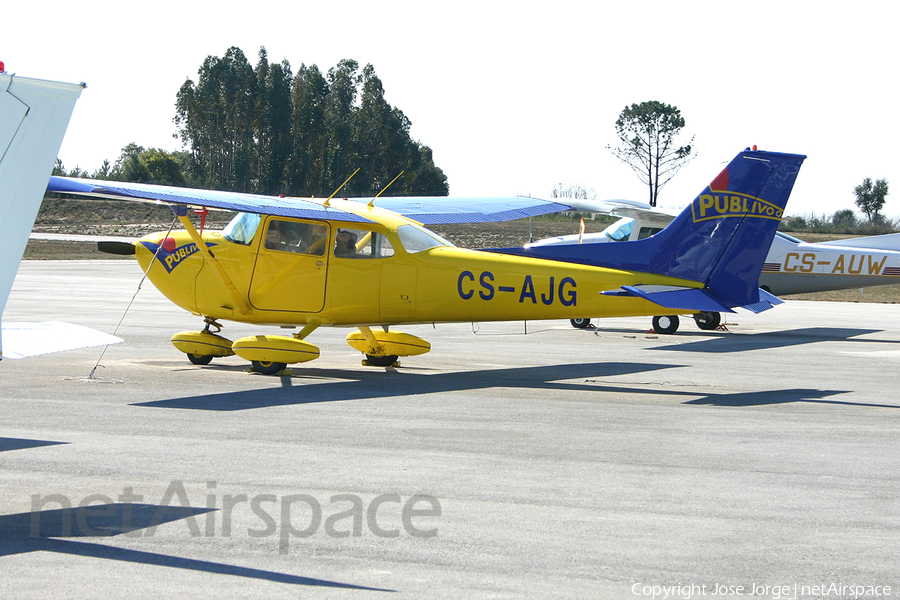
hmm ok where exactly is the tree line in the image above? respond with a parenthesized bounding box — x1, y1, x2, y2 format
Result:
(55, 47, 448, 198)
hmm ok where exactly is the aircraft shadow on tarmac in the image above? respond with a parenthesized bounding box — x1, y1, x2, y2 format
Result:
(682, 387, 900, 409)
(650, 327, 891, 353)
(132, 361, 682, 411)
(0, 437, 68, 453)
(128, 361, 874, 412)
(0, 503, 392, 591)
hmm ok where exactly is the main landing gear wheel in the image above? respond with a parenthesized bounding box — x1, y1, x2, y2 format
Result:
(652, 315, 680, 334)
(570, 318, 591, 329)
(693, 311, 721, 330)
(187, 353, 214, 366)
(252, 360, 287, 375)
(365, 354, 399, 367)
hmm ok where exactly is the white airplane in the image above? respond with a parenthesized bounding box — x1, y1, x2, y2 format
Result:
(530, 198, 900, 333)
(0, 64, 122, 359)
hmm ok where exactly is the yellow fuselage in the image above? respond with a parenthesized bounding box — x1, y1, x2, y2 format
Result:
(134, 200, 697, 329)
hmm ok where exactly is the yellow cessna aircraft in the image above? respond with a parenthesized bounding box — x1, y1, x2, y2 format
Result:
(47, 149, 805, 374)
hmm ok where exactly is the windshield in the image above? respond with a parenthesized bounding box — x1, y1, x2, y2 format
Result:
(602, 217, 634, 242)
(776, 231, 804, 244)
(223, 212, 261, 245)
(396, 224, 454, 253)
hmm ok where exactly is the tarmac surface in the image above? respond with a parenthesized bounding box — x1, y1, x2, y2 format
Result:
(1, 260, 898, 600)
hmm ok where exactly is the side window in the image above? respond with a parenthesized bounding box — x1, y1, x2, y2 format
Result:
(334, 228, 394, 259)
(264, 219, 329, 255)
(637, 227, 663, 240)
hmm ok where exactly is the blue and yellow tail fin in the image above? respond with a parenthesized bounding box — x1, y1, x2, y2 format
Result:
(494, 149, 806, 310)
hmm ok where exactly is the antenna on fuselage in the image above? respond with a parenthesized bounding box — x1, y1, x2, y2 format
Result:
(368, 171, 405, 207)
(324, 168, 360, 207)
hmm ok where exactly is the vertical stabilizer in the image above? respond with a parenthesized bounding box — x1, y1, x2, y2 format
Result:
(0, 70, 84, 359)
(490, 149, 806, 310)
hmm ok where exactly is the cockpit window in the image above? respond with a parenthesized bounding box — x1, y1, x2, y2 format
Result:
(264, 219, 328, 255)
(637, 226, 664, 240)
(223, 212, 261, 245)
(776, 231, 804, 244)
(602, 217, 634, 242)
(333, 228, 395, 258)
(396, 224, 454, 253)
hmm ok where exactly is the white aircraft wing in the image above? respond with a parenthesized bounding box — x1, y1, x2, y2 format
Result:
(1, 322, 122, 359)
(814, 232, 900, 251)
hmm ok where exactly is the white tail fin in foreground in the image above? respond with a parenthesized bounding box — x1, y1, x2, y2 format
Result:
(0, 68, 122, 359)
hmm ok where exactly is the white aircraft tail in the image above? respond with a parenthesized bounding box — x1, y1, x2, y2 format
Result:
(0, 68, 121, 359)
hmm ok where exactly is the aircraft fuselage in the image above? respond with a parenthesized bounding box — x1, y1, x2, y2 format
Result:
(133, 201, 699, 329)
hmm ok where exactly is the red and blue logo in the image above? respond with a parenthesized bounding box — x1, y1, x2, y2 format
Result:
(140, 239, 217, 273)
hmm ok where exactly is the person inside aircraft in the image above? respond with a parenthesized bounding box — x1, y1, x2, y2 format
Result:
(265, 221, 287, 249)
(300, 224, 328, 256)
(334, 229, 358, 256)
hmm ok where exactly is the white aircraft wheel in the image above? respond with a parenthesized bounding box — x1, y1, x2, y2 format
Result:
(693, 312, 721, 330)
(652, 315, 680, 334)
(365, 354, 398, 367)
(252, 360, 287, 375)
(570, 318, 592, 329)
(187, 353, 213, 365)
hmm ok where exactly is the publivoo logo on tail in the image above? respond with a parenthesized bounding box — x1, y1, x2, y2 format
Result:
(691, 193, 783, 223)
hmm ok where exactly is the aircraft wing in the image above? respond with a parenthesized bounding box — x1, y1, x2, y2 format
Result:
(48, 177, 573, 225)
(365, 196, 573, 224)
(1, 321, 122, 359)
(813, 232, 900, 251)
(561, 198, 677, 225)
(47, 177, 378, 223)
(562, 198, 653, 213)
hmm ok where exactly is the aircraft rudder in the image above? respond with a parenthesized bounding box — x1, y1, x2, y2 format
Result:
(697, 150, 806, 306)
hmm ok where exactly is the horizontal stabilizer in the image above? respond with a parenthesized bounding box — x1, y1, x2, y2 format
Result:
(1, 321, 122, 360)
(602, 285, 783, 315)
(605, 285, 736, 313)
(741, 288, 783, 314)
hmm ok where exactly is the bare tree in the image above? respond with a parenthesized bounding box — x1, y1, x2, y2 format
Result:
(608, 101, 694, 206)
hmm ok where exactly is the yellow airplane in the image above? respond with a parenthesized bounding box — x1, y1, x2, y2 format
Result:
(47, 148, 805, 374)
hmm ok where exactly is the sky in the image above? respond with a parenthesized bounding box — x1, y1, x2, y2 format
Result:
(4, 1, 899, 218)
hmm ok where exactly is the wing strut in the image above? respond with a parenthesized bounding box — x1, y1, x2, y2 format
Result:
(175, 209, 255, 318)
